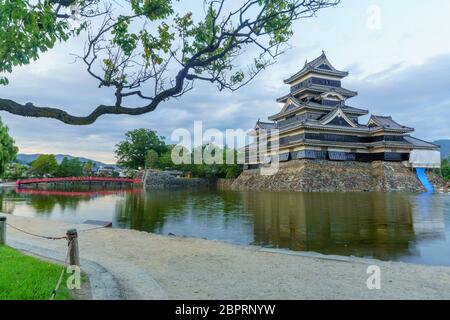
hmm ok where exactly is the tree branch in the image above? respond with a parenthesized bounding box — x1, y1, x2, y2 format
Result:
(0, 0, 341, 125)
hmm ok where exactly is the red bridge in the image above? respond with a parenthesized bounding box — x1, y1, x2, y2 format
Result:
(16, 177, 142, 187)
(15, 188, 142, 197)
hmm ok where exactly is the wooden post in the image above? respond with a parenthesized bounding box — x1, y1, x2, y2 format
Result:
(0, 217, 6, 245)
(66, 229, 80, 266)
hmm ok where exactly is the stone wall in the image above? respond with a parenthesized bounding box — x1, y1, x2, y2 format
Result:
(427, 171, 446, 191)
(217, 178, 236, 190)
(145, 170, 209, 189)
(225, 160, 443, 193)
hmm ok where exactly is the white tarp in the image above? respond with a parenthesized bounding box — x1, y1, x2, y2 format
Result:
(409, 149, 441, 168)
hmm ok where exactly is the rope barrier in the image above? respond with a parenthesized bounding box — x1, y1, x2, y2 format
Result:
(5, 220, 108, 300)
(6, 222, 67, 240)
(50, 240, 73, 300)
(6, 222, 106, 238)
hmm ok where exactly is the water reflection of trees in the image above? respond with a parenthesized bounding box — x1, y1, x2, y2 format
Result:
(0, 188, 119, 216)
(114, 189, 246, 234)
(27, 195, 91, 214)
(114, 189, 191, 232)
(0, 189, 17, 213)
(241, 192, 420, 261)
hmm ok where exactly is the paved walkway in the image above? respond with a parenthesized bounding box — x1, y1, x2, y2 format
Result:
(3, 213, 450, 300)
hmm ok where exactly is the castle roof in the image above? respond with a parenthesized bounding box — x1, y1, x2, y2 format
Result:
(277, 85, 357, 103)
(273, 113, 416, 135)
(268, 96, 368, 121)
(284, 51, 349, 84)
(255, 120, 277, 130)
(318, 107, 358, 128)
(307, 101, 368, 115)
(404, 136, 440, 149)
(368, 115, 414, 133)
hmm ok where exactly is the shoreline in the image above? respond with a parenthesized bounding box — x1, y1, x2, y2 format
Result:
(1, 208, 434, 268)
(2, 213, 450, 300)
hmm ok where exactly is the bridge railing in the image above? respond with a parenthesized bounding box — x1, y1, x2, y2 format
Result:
(16, 176, 142, 186)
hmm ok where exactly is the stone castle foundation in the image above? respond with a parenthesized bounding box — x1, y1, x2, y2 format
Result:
(221, 160, 443, 193)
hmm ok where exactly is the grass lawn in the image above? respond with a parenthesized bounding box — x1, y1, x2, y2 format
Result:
(0, 245, 76, 300)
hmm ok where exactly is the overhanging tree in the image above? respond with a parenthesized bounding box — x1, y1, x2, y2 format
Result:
(0, 0, 340, 125)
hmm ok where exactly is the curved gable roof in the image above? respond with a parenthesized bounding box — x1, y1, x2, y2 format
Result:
(368, 115, 414, 132)
(320, 107, 358, 128)
(284, 52, 349, 84)
(255, 120, 277, 131)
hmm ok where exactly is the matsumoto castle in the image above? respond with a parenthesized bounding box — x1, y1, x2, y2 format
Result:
(245, 52, 441, 170)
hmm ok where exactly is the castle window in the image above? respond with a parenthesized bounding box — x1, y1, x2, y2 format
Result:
(311, 77, 341, 87)
(329, 151, 347, 161)
(322, 100, 339, 106)
(279, 153, 290, 162)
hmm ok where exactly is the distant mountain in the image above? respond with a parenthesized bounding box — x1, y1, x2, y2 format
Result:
(16, 153, 113, 168)
(434, 140, 450, 159)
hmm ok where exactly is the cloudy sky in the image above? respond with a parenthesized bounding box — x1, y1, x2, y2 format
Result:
(1, 0, 450, 163)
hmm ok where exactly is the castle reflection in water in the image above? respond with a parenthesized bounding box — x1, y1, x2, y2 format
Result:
(241, 192, 445, 260)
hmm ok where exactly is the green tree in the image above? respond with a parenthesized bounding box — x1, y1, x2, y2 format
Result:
(67, 158, 83, 177)
(442, 158, 450, 182)
(133, 142, 243, 178)
(111, 171, 120, 178)
(3, 163, 28, 181)
(223, 149, 243, 179)
(82, 160, 94, 176)
(180, 144, 242, 179)
(115, 129, 167, 169)
(0, 118, 18, 177)
(30, 154, 58, 177)
(56, 157, 83, 177)
(145, 150, 159, 169)
(158, 146, 177, 170)
(0, 1, 339, 125)
(55, 157, 70, 177)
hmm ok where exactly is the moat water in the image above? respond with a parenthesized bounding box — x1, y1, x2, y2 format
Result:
(1, 187, 450, 266)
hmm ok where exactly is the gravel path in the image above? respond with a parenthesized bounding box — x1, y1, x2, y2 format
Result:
(3, 213, 450, 300)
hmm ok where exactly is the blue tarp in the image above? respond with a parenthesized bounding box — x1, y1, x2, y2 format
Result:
(416, 168, 434, 193)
